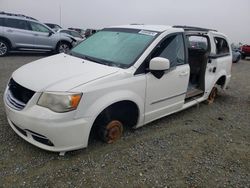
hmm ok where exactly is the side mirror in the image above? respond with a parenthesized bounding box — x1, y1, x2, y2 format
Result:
(149, 57, 170, 71)
(48, 31, 54, 37)
(149, 57, 170, 79)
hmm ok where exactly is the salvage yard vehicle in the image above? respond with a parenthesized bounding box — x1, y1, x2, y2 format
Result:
(232, 48, 241, 63)
(68, 27, 86, 37)
(0, 12, 75, 56)
(3, 24, 232, 155)
(57, 29, 85, 44)
(241, 44, 250, 59)
(44, 23, 62, 32)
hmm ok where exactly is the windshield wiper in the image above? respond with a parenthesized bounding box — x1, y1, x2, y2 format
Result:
(67, 51, 82, 59)
(69, 51, 121, 67)
(82, 55, 115, 67)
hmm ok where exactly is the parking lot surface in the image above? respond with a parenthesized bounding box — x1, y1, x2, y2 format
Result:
(0, 54, 250, 187)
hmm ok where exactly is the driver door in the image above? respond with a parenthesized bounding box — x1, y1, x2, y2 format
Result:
(28, 21, 55, 49)
(145, 34, 190, 123)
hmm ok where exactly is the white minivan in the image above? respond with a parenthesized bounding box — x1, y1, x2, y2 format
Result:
(4, 25, 232, 154)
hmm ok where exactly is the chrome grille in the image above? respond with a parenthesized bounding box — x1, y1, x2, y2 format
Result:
(6, 78, 35, 110)
(6, 90, 26, 110)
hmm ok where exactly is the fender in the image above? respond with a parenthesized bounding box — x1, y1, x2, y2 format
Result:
(53, 33, 74, 49)
(0, 36, 13, 48)
(79, 89, 145, 129)
(206, 69, 228, 97)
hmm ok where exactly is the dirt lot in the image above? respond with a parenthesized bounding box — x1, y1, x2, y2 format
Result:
(0, 54, 249, 188)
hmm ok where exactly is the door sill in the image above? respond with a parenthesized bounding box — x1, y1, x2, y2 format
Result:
(185, 88, 204, 100)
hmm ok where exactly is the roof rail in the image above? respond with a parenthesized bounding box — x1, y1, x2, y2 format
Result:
(0, 11, 37, 21)
(173, 25, 217, 32)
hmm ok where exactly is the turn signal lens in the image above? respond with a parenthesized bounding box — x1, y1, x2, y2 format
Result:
(70, 94, 82, 109)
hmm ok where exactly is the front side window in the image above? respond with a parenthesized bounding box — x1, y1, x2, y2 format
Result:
(214, 37, 229, 55)
(71, 29, 158, 68)
(152, 34, 185, 67)
(5, 18, 29, 30)
(0, 18, 4, 26)
(30, 22, 50, 33)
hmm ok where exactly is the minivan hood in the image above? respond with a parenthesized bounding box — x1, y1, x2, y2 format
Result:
(12, 53, 119, 92)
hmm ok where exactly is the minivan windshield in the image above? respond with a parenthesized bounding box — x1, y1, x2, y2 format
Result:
(70, 29, 158, 68)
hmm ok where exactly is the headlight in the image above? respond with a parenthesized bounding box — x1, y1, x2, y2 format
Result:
(37, 92, 82, 112)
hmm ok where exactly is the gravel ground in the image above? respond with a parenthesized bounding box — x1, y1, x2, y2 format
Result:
(0, 54, 249, 188)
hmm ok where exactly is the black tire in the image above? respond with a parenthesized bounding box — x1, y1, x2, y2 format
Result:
(56, 41, 71, 54)
(241, 54, 246, 60)
(0, 39, 9, 57)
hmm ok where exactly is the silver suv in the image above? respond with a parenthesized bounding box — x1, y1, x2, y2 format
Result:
(0, 12, 75, 56)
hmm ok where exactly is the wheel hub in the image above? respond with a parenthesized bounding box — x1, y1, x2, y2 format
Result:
(207, 87, 218, 104)
(59, 44, 69, 53)
(105, 120, 123, 144)
(0, 42, 7, 56)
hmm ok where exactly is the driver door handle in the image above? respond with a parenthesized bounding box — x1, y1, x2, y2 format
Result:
(179, 71, 189, 76)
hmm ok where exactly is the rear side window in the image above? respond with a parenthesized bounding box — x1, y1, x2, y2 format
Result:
(188, 36, 209, 51)
(214, 37, 229, 55)
(5, 18, 29, 30)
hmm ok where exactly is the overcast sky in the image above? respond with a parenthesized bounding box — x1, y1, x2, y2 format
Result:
(1, 0, 250, 44)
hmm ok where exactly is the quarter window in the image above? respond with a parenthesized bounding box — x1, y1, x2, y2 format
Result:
(214, 37, 229, 55)
(5, 18, 29, 30)
(30, 22, 50, 33)
(152, 34, 185, 67)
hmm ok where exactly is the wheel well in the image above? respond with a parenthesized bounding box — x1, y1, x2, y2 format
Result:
(216, 76, 226, 88)
(0, 36, 12, 48)
(91, 100, 139, 137)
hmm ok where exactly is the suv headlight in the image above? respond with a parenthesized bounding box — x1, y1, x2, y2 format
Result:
(37, 92, 82, 112)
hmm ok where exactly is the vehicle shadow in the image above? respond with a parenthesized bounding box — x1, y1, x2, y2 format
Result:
(8, 51, 50, 57)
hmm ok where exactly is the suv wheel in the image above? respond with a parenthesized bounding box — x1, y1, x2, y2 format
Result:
(0, 40, 9, 57)
(56, 42, 71, 54)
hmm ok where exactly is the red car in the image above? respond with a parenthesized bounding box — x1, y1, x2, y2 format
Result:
(241, 45, 250, 59)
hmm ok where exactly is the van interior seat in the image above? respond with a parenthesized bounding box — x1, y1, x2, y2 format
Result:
(188, 48, 208, 85)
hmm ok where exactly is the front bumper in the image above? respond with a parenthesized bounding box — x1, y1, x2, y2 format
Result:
(4, 92, 92, 152)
